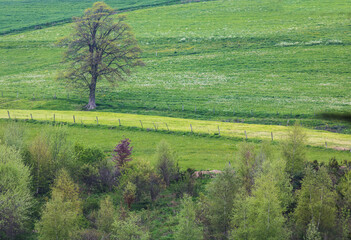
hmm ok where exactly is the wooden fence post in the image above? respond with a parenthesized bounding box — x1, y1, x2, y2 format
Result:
(190, 124, 193, 133)
(325, 142, 328, 148)
(73, 115, 75, 123)
(245, 130, 247, 140)
(166, 123, 169, 131)
(218, 126, 220, 136)
(30, 114, 33, 120)
(153, 123, 157, 131)
(53, 114, 55, 123)
(140, 120, 143, 129)
(7, 111, 10, 119)
(96, 116, 99, 125)
(271, 132, 273, 141)
(54, 93, 56, 99)
(118, 119, 121, 126)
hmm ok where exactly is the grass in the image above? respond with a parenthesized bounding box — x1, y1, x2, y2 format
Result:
(0, 0, 179, 34)
(0, 0, 350, 132)
(0, 119, 350, 170)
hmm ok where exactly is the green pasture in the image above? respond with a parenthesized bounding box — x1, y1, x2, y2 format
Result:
(0, 119, 350, 170)
(0, 0, 178, 34)
(0, 0, 350, 130)
(1, 109, 350, 149)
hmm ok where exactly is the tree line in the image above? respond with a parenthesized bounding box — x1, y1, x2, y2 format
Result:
(0, 122, 350, 239)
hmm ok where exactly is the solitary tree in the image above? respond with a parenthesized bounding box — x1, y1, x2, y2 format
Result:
(60, 2, 144, 109)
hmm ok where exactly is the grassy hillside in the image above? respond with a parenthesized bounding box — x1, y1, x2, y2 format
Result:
(0, 0, 178, 34)
(0, 0, 350, 131)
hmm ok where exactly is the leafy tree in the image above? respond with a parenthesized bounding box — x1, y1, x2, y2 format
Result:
(246, 172, 289, 240)
(36, 169, 82, 240)
(282, 122, 307, 185)
(294, 166, 337, 238)
(97, 195, 115, 237)
(123, 181, 137, 209)
(111, 210, 149, 240)
(0, 144, 33, 239)
(236, 142, 258, 194)
(121, 159, 165, 203)
(59, 2, 144, 109)
(113, 138, 133, 168)
(174, 194, 203, 240)
(2, 122, 25, 151)
(305, 221, 322, 240)
(201, 164, 240, 239)
(155, 140, 178, 186)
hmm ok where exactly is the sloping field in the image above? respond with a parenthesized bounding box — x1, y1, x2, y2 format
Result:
(0, 0, 350, 126)
(0, 0, 177, 34)
(1, 109, 350, 149)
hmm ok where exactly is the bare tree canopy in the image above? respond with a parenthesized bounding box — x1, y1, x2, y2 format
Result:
(60, 2, 144, 110)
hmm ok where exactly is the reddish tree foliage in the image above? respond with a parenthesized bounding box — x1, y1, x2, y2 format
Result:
(113, 138, 133, 168)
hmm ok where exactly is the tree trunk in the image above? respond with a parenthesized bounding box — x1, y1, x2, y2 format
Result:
(86, 82, 97, 110)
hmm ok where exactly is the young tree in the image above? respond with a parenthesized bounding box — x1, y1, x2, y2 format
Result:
(36, 169, 82, 240)
(155, 140, 178, 186)
(0, 145, 33, 239)
(294, 166, 337, 238)
(281, 122, 307, 185)
(202, 164, 240, 239)
(111, 211, 149, 240)
(97, 195, 115, 237)
(174, 194, 203, 240)
(59, 2, 144, 109)
(113, 138, 133, 168)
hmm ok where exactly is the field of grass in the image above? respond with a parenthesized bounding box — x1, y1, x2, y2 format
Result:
(0, 0, 350, 130)
(0, 119, 350, 170)
(1, 109, 351, 149)
(0, 0, 178, 34)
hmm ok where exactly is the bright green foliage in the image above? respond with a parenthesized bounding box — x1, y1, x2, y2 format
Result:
(174, 194, 203, 240)
(2, 122, 25, 151)
(230, 190, 250, 240)
(155, 140, 178, 186)
(122, 159, 165, 202)
(124, 181, 137, 209)
(111, 211, 149, 240)
(36, 169, 82, 240)
(295, 166, 337, 238)
(203, 164, 240, 239)
(339, 170, 351, 209)
(0, 144, 33, 239)
(282, 123, 307, 179)
(263, 158, 293, 212)
(247, 173, 289, 240)
(305, 221, 322, 240)
(27, 126, 73, 194)
(97, 195, 116, 235)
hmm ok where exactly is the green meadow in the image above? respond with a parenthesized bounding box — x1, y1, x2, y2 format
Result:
(0, 119, 350, 170)
(0, 0, 350, 125)
(0, 0, 350, 169)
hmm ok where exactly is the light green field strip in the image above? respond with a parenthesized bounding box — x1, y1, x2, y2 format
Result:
(1, 109, 350, 149)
